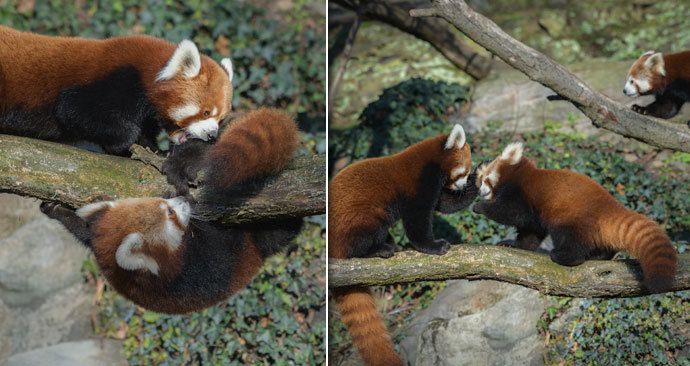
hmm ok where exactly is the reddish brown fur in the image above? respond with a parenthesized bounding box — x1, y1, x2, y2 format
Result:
(206, 108, 299, 188)
(486, 157, 677, 291)
(0, 25, 231, 136)
(628, 50, 690, 94)
(329, 133, 471, 365)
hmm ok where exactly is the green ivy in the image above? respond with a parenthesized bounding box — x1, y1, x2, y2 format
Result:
(0, 0, 325, 120)
(328, 95, 690, 364)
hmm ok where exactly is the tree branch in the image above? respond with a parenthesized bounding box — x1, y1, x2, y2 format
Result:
(0, 134, 325, 225)
(334, 0, 491, 80)
(329, 245, 690, 297)
(410, 0, 690, 152)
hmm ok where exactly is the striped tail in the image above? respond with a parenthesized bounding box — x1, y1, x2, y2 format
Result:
(205, 108, 299, 190)
(333, 286, 403, 366)
(600, 210, 677, 293)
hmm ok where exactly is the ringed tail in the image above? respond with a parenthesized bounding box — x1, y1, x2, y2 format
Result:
(334, 286, 403, 366)
(600, 210, 677, 293)
(205, 108, 299, 190)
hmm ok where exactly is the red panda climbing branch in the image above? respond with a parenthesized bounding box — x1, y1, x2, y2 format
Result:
(40, 109, 302, 313)
(473, 142, 678, 293)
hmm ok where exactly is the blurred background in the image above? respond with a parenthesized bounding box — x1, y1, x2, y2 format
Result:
(0, 1, 326, 365)
(329, 0, 689, 365)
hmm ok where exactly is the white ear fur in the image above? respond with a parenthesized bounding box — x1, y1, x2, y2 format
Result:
(115, 233, 159, 276)
(645, 52, 666, 76)
(220, 58, 233, 82)
(76, 201, 115, 219)
(444, 124, 466, 150)
(156, 40, 202, 81)
(500, 142, 524, 165)
(642, 50, 655, 57)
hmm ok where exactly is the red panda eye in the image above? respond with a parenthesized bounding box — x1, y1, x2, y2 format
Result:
(167, 207, 175, 216)
(203, 110, 210, 117)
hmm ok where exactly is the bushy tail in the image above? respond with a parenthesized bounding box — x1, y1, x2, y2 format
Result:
(333, 286, 403, 366)
(600, 210, 677, 293)
(205, 108, 299, 190)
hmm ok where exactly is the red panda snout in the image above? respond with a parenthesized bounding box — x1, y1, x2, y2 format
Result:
(153, 40, 234, 144)
(476, 142, 524, 200)
(624, 51, 665, 97)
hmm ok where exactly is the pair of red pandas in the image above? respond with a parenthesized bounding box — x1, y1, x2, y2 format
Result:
(330, 128, 679, 363)
(1, 27, 303, 313)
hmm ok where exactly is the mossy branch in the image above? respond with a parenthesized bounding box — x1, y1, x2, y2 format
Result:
(329, 245, 690, 297)
(410, 0, 690, 152)
(0, 134, 325, 224)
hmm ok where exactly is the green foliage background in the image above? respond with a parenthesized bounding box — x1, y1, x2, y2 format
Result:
(328, 78, 690, 364)
(0, 1, 326, 364)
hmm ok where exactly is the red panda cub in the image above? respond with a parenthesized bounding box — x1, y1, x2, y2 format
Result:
(329, 125, 475, 366)
(0, 25, 233, 154)
(624, 50, 690, 127)
(473, 143, 678, 293)
(40, 109, 301, 313)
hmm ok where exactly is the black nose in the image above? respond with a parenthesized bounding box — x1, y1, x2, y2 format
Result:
(208, 135, 217, 142)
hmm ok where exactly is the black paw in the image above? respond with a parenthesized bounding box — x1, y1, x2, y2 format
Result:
(496, 239, 517, 247)
(631, 104, 647, 115)
(40, 201, 73, 221)
(472, 203, 486, 214)
(411, 239, 450, 255)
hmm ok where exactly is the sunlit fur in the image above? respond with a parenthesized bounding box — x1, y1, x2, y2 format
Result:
(329, 124, 476, 366)
(0, 26, 232, 153)
(625, 49, 690, 122)
(473, 143, 677, 293)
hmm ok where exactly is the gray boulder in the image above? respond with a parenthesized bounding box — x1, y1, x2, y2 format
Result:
(401, 280, 547, 366)
(463, 59, 690, 136)
(5, 340, 127, 366)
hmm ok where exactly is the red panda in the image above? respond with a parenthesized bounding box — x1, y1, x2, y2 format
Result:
(0, 25, 233, 154)
(473, 142, 678, 293)
(624, 50, 690, 127)
(329, 125, 476, 366)
(40, 109, 301, 313)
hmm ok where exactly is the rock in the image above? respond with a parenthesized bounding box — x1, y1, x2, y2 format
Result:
(5, 340, 127, 366)
(0, 194, 43, 240)
(0, 217, 87, 307)
(401, 280, 547, 366)
(463, 59, 690, 136)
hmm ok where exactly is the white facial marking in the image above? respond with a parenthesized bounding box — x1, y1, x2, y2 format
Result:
(451, 166, 467, 178)
(500, 142, 524, 165)
(444, 124, 466, 150)
(156, 40, 202, 81)
(624, 76, 639, 97)
(478, 170, 498, 200)
(115, 233, 160, 275)
(76, 201, 115, 219)
(166, 197, 191, 228)
(450, 175, 469, 191)
(220, 58, 233, 82)
(635, 78, 651, 94)
(212, 107, 218, 116)
(169, 104, 200, 121)
(185, 118, 219, 141)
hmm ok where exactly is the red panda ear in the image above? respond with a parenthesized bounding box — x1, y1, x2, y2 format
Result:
(645, 52, 666, 76)
(76, 201, 115, 220)
(444, 124, 466, 150)
(220, 58, 233, 82)
(500, 142, 524, 165)
(156, 40, 202, 81)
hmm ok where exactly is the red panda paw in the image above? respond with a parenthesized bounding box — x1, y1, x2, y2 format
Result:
(631, 104, 647, 115)
(411, 239, 451, 255)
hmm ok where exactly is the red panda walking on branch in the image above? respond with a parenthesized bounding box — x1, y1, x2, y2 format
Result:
(624, 50, 690, 127)
(0, 25, 233, 154)
(329, 125, 477, 366)
(473, 143, 678, 293)
(40, 109, 302, 313)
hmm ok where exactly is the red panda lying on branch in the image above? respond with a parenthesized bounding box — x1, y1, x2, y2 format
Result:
(0, 25, 233, 154)
(41, 109, 303, 313)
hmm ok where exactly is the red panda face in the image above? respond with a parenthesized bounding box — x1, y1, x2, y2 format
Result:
(152, 40, 234, 144)
(476, 142, 524, 200)
(76, 197, 191, 275)
(442, 124, 473, 191)
(624, 51, 666, 97)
